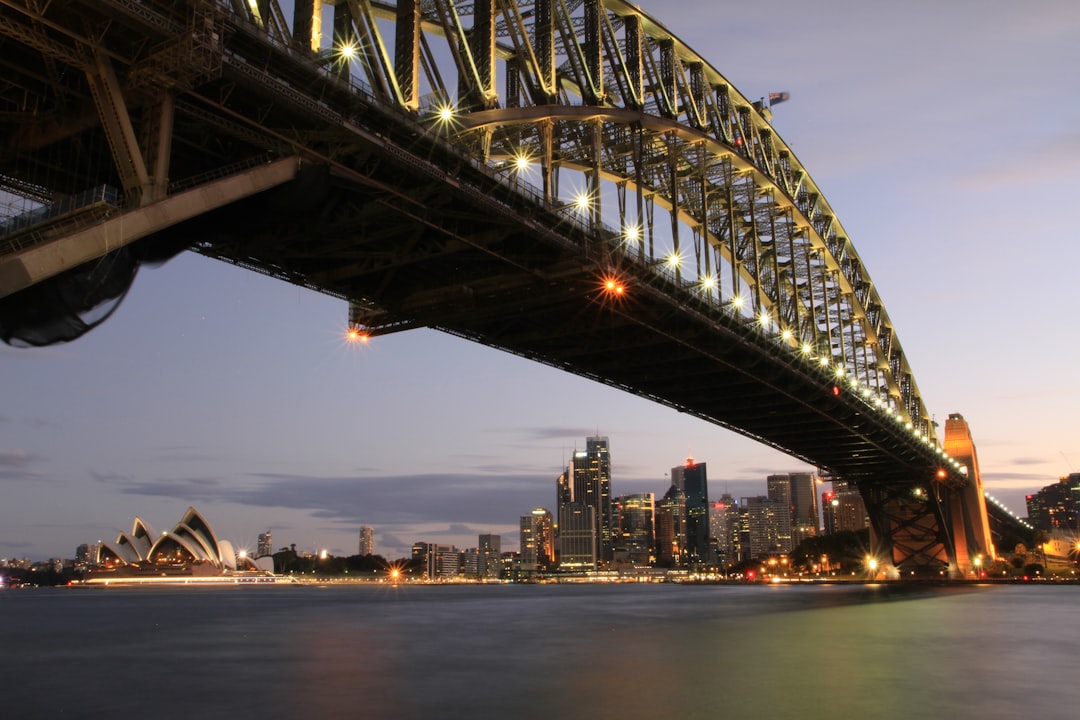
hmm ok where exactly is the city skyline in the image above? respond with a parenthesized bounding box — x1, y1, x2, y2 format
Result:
(4, 0, 1080, 560)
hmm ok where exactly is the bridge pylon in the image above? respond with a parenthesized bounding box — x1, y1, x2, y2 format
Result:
(942, 413, 996, 574)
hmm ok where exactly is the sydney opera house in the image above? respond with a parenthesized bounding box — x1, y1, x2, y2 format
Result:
(91, 506, 276, 582)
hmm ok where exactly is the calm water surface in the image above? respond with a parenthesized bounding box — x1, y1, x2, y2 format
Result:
(1, 582, 1076, 719)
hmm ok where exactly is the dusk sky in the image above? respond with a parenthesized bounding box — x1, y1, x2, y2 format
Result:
(4, 0, 1079, 561)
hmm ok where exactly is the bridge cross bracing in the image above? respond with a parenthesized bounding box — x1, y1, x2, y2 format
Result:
(0, 0, 1015, 575)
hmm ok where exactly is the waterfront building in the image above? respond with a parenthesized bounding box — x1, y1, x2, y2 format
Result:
(558, 502, 597, 571)
(358, 526, 374, 556)
(741, 496, 791, 560)
(822, 478, 870, 534)
(1026, 473, 1080, 532)
(655, 484, 687, 567)
(767, 473, 819, 550)
(672, 455, 709, 566)
(257, 530, 273, 558)
(709, 494, 738, 567)
(520, 508, 554, 574)
(478, 534, 502, 580)
(614, 493, 655, 566)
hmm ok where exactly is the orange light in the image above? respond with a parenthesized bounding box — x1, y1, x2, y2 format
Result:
(346, 328, 370, 344)
(601, 276, 626, 297)
(936, 468, 948, 479)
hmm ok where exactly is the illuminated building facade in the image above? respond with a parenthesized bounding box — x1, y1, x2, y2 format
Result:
(358, 525, 374, 556)
(1025, 473, 1080, 532)
(710, 494, 737, 566)
(478, 534, 502, 579)
(741, 496, 791, 560)
(520, 508, 554, 573)
(559, 502, 597, 570)
(95, 507, 265, 574)
(614, 493, 655, 566)
(822, 479, 870, 534)
(655, 484, 687, 567)
(257, 530, 273, 558)
(767, 473, 819, 549)
(673, 455, 709, 566)
(557, 436, 614, 565)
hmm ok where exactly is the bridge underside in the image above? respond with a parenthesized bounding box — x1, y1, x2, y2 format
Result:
(0, 0, 1019, 576)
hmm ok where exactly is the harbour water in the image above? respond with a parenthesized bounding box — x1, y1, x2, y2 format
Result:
(2, 582, 1077, 719)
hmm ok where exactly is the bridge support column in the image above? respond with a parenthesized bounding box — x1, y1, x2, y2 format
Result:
(393, 0, 420, 110)
(861, 482, 955, 578)
(292, 0, 322, 55)
(84, 51, 151, 205)
(943, 413, 996, 575)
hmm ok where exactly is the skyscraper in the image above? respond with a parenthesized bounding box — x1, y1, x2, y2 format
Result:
(256, 530, 273, 559)
(614, 493, 655, 566)
(710, 494, 737, 567)
(558, 436, 614, 565)
(358, 526, 374, 556)
(742, 495, 791, 560)
(766, 473, 810, 552)
(655, 484, 686, 567)
(520, 508, 554, 574)
(673, 454, 709, 566)
(822, 478, 869, 534)
(788, 472, 820, 546)
(558, 502, 597, 570)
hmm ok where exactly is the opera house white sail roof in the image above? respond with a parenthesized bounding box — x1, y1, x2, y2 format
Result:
(96, 506, 269, 574)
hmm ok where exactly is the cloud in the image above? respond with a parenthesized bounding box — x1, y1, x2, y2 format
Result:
(101, 471, 554, 531)
(0, 449, 47, 481)
(513, 426, 602, 441)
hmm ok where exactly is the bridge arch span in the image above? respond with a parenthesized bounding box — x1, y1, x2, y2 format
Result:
(0, 0, 999, 575)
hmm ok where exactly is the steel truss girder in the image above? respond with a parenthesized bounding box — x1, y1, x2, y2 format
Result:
(0, 0, 962, 497)
(275, 0, 937, 442)
(860, 482, 955, 574)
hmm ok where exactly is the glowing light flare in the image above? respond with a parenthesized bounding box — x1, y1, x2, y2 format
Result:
(700, 275, 716, 290)
(623, 224, 641, 242)
(781, 329, 793, 341)
(337, 41, 358, 60)
(513, 153, 531, 172)
(574, 192, 592, 211)
(758, 310, 770, 326)
(666, 252, 682, 268)
(731, 295, 745, 309)
(600, 275, 627, 299)
(346, 327, 370, 344)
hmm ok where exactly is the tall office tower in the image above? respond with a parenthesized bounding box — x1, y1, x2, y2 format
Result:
(614, 493, 655, 566)
(768, 473, 819, 549)
(478, 534, 501, 555)
(520, 508, 555, 573)
(564, 436, 614, 564)
(558, 502, 597, 570)
(655, 484, 687, 567)
(766, 476, 795, 553)
(358, 526, 374, 556)
(710, 494, 737, 567)
(822, 478, 870, 534)
(672, 454, 709, 566)
(742, 496, 792, 560)
(257, 530, 273, 558)
(478, 534, 502, 580)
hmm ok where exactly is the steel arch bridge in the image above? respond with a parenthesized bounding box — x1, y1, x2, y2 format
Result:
(0, 0, 1012, 575)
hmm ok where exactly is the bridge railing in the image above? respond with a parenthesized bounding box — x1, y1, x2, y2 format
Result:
(0, 185, 122, 257)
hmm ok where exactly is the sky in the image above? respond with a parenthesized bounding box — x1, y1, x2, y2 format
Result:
(3, 0, 1080, 561)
